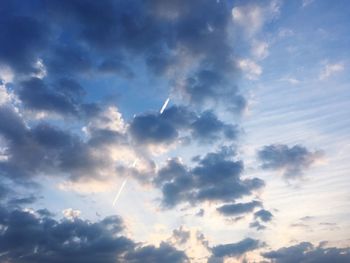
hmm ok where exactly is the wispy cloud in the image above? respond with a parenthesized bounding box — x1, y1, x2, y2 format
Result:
(319, 62, 345, 80)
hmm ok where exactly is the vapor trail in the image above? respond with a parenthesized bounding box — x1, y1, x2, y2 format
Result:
(160, 97, 170, 114)
(112, 179, 128, 206)
(112, 160, 137, 206)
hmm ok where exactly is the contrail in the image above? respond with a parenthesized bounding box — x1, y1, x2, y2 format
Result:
(112, 178, 128, 206)
(160, 97, 170, 114)
(112, 160, 137, 206)
(112, 96, 169, 207)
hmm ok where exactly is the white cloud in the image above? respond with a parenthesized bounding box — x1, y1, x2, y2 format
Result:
(232, 0, 281, 38)
(279, 77, 300, 85)
(251, 40, 269, 60)
(302, 0, 315, 8)
(278, 28, 294, 38)
(0, 65, 14, 84)
(85, 106, 126, 134)
(238, 59, 262, 80)
(62, 208, 81, 220)
(32, 59, 47, 79)
(319, 62, 344, 80)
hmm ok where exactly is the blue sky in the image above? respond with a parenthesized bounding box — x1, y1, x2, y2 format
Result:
(0, 0, 350, 262)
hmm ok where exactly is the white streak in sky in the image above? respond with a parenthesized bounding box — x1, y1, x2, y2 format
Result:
(160, 97, 170, 114)
(112, 160, 137, 206)
(112, 179, 128, 206)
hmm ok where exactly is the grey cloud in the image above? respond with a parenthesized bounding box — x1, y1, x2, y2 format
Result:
(262, 242, 350, 263)
(254, 209, 273, 222)
(171, 226, 190, 245)
(258, 144, 323, 178)
(249, 221, 266, 231)
(17, 77, 100, 118)
(217, 201, 262, 216)
(129, 106, 238, 145)
(0, 106, 125, 182)
(249, 209, 273, 231)
(154, 147, 264, 208)
(1, 0, 246, 116)
(211, 238, 263, 258)
(0, 205, 188, 263)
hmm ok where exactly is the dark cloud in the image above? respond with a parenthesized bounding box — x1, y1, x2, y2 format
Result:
(0, 105, 124, 181)
(249, 209, 273, 231)
(17, 77, 100, 118)
(98, 58, 134, 78)
(125, 242, 188, 263)
(0, 206, 188, 263)
(254, 209, 273, 222)
(249, 221, 266, 231)
(191, 111, 239, 142)
(211, 238, 263, 258)
(154, 147, 264, 208)
(0, 0, 50, 74)
(217, 200, 262, 216)
(7, 195, 37, 207)
(258, 144, 323, 178)
(182, 70, 246, 113)
(262, 242, 350, 263)
(1, 0, 246, 114)
(129, 106, 238, 145)
(171, 226, 190, 245)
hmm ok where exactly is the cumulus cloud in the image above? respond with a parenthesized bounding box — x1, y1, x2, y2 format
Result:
(262, 242, 350, 263)
(62, 208, 81, 220)
(129, 105, 238, 146)
(0, 105, 147, 186)
(210, 238, 263, 261)
(258, 144, 323, 178)
(154, 147, 264, 208)
(0, 205, 188, 263)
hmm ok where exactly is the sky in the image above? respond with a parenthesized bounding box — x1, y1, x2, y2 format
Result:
(0, 0, 349, 262)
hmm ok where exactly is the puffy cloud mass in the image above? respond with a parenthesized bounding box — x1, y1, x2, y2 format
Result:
(258, 144, 323, 178)
(154, 147, 264, 208)
(216, 200, 262, 216)
(0, 205, 188, 263)
(129, 106, 238, 145)
(262, 242, 350, 263)
(209, 238, 263, 261)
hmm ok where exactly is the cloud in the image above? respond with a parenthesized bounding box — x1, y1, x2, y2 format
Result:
(216, 200, 262, 216)
(248, 209, 273, 231)
(251, 40, 269, 60)
(0, 205, 188, 263)
(62, 208, 81, 220)
(238, 59, 262, 80)
(302, 0, 315, 8)
(180, 70, 247, 113)
(254, 209, 273, 222)
(0, 105, 144, 185)
(210, 238, 263, 259)
(0, 0, 248, 117)
(231, 0, 281, 38)
(262, 242, 350, 263)
(129, 106, 238, 146)
(0, 1, 50, 74)
(170, 226, 191, 245)
(154, 147, 264, 208)
(319, 62, 345, 80)
(258, 144, 323, 178)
